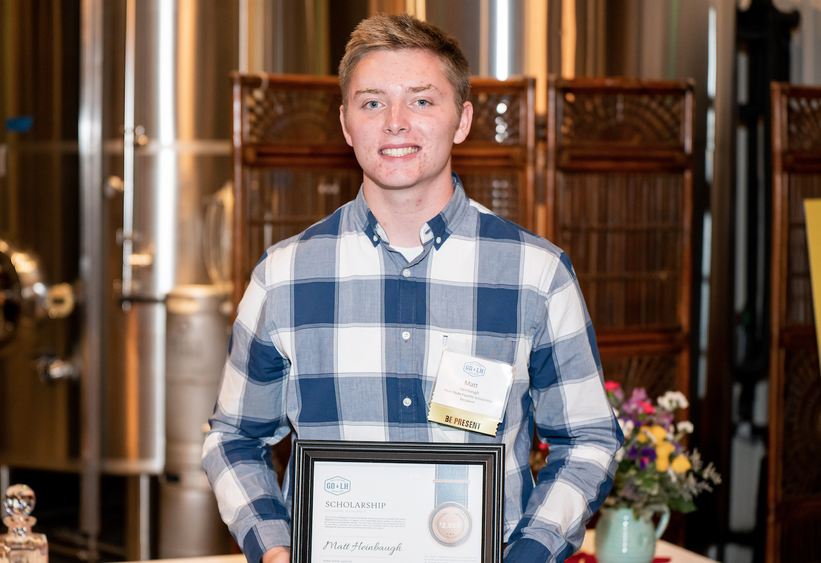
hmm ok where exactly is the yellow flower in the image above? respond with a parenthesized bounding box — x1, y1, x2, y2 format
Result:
(671, 455, 692, 473)
(655, 441, 676, 472)
(649, 425, 667, 443)
(636, 427, 650, 443)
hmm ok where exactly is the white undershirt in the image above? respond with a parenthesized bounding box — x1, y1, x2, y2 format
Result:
(391, 245, 424, 262)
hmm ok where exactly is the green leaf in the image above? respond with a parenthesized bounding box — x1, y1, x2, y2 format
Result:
(668, 497, 697, 514)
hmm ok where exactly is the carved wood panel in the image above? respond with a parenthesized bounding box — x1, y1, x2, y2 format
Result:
(557, 172, 685, 330)
(245, 87, 346, 144)
(456, 172, 522, 221)
(769, 82, 821, 563)
(780, 516, 821, 562)
(559, 90, 685, 148)
(780, 348, 821, 500)
(786, 94, 821, 153)
(467, 89, 524, 145)
(547, 77, 693, 400)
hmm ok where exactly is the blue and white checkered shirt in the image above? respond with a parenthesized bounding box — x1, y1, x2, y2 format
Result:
(203, 173, 623, 563)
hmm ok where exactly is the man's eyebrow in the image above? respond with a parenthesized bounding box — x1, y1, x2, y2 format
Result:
(353, 84, 441, 97)
(407, 84, 438, 94)
(353, 88, 383, 98)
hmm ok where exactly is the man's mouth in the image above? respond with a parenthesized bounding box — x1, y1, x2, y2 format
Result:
(380, 147, 419, 157)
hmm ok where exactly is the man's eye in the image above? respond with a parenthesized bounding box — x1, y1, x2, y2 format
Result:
(417, 99, 430, 106)
(366, 101, 379, 109)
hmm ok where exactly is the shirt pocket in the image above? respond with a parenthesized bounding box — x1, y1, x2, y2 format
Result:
(441, 333, 517, 365)
(424, 332, 518, 398)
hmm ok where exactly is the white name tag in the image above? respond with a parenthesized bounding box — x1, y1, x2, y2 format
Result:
(427, 349, 514, 436)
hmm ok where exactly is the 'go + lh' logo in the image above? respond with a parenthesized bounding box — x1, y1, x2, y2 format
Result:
(463, 361, 486, 377)
(324, 477, 351, 496)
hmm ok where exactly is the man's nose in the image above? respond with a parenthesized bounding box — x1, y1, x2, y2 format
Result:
(384, 104, 409, 134)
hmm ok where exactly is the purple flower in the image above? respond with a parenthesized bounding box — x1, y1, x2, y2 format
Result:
(637, 447, 657, 470)
(630, 388, 648, 402)
(641, 447, 657, 461)
(622, 388, 652, 419)
(627, 446, 639, 460)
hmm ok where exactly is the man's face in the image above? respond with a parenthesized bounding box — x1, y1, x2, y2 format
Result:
(340, 49, 472, 194)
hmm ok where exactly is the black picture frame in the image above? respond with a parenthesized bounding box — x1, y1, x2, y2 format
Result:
(291, 440, 504, 563)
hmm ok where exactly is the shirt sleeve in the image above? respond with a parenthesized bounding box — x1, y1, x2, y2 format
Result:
(504, 252, 624, 563)
(202, 261, 293, 563)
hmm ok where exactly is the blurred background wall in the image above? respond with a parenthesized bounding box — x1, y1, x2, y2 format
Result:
(1, 1, 819, 562)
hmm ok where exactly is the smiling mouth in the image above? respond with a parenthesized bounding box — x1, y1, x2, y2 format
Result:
(380, 147, 419, 157)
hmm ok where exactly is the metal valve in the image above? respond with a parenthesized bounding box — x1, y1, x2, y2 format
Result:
(35, 353, 79, 383)
(44, 283, 75, 319)
(0, 239, 76, 348)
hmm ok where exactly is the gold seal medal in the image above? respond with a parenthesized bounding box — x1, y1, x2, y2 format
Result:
(428, 465, 472, 547)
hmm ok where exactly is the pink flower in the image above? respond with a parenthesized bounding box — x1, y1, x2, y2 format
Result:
(605, 381, 621, 392)
(638, 401, 655, 415)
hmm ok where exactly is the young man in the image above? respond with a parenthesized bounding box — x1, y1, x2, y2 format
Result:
(203, 13, 622, 563)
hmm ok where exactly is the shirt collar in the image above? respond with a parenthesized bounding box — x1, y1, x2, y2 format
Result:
(356, 172, 470, 249)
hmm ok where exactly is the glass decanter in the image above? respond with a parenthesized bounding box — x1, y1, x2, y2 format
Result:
(0, 485, 47, 563)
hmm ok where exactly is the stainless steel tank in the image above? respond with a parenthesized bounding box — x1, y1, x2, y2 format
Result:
(160, 285, 233, 558)
(1, 0, 237, 473)
(98, 0, 239, 475)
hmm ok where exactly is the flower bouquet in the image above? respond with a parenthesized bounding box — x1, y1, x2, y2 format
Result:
(604, 382, 721, 519)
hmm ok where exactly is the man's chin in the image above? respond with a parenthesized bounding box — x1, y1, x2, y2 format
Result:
(364, 176, 422, 192)
(363, 170, 451, 194)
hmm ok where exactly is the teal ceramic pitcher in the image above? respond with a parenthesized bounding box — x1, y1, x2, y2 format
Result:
(594, 506, 670, 563)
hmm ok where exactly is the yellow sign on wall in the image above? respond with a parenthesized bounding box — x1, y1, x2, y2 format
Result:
(804, 199, 821, 367)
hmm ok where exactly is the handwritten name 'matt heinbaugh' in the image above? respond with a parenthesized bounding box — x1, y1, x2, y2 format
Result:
(322, 541, 403, 556)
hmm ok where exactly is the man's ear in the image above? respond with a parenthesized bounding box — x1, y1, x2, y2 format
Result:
(453, 101, 473, 145)
(340, 105, 353, 147)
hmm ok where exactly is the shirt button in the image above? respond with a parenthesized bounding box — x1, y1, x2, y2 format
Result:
(403, 397, 412, 407)
(401, 331, 410, 341)
(373, 235, 378, 241)
(436, 237, 442, 244)
(402, 269, 411, 277)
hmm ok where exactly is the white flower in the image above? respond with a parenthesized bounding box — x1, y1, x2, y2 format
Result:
(677, 421, 694, 434)
(702, 463, 722, 485)
(690, 449, 704, 472)
(618, 418, 635, 437)
(615, 448, 624, 462)
(658, 391, 689, 411)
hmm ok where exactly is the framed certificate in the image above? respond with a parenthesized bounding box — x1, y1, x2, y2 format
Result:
(291, 440, 504, 563)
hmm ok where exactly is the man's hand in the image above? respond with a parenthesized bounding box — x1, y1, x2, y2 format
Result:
(261, 546, 290, 563)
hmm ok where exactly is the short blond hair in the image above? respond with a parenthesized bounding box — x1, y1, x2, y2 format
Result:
(338, 13, 471, 115)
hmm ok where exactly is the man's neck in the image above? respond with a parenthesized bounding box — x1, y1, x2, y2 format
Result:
(363, 174, 454, 247)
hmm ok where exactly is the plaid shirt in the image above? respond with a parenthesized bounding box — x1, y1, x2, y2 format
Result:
(203, 174, 623, 563)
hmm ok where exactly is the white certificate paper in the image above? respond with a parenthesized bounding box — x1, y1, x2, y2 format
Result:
(310, 461, 483, 563)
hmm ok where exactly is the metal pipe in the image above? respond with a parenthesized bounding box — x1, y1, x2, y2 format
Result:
(122, 0, 137, 300)
(79, 0, 103, 560)
(139, 473, 151, 560)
